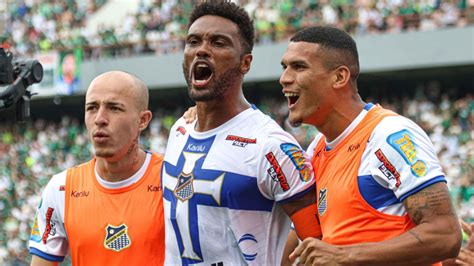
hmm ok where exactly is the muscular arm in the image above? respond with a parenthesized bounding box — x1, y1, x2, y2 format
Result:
(292, 183, 461, 265)
(346, 182, 461, 265)
(281, 186, 321, 240)
(31, 255, 59, 266)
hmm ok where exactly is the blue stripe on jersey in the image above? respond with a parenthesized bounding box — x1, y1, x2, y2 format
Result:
(399, 175, 446, 202)
(277, 183, 314, 204)
(163, 164, 274, 211)
(162, 134, 274, 264)
(358, 175, 400, 210)
(364, 103, 374, 111)
(30, 248, 64, 262)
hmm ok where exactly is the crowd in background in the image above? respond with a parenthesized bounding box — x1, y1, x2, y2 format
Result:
(1, 0, 474, 59)
(0, 0, 473, 264)
(0, 87, 473, 264)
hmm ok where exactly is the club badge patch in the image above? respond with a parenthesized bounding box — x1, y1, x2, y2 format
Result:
(104, 224, 131, 252)
(174, 173, 194, 201)
(387, 129, 427, 177)
(318, 188, 328, 216)
(280, 143, 312, 182)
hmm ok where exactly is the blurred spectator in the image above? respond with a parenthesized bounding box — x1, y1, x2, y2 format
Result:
(1, 0, 473, 60)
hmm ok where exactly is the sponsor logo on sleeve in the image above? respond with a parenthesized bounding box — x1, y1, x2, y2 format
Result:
(104, 224, 131, 252)
(280, 143, 312, 182)
(266, 152, 290, 191)
(317, 188, 328, 216)
(176, 126, 187, 136)
(387, 129, 427, 177)
(375, 149, 401, 187)
(42, 207, 56, 244)
(225, 135, 257, 147)
(30, 215, 42, 242)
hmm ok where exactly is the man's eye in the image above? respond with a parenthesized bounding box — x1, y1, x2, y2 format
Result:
(214, 40, 225, 46)
(187, 38, 199, 45)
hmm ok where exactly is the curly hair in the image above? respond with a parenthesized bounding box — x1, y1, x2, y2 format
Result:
(188, 0, 254, 54)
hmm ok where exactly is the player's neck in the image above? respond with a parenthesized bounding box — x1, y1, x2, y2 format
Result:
(320, 99, 366, 142)
(95, 149, 146, 182)
(194, 93, 250, 132)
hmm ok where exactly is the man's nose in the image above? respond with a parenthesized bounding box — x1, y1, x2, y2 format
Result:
(94, 107, 108, 126)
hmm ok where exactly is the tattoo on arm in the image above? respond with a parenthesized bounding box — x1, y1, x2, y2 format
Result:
(409, 231, 424, 244)
(404, 182, 456, 225)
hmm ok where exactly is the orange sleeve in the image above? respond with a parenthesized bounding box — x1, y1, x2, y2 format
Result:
(290, 203, 322, 240)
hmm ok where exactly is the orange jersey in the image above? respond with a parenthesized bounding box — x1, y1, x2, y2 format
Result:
(30, 152, 165, 265)
(310, 105, 445, 265)
(311, 106, 415, 244)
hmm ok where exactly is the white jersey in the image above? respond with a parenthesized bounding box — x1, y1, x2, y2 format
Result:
(307, 104, 445, 216)
(162, 107, 314, 265)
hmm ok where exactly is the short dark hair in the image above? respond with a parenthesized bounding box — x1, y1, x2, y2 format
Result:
(188, 0, 254, 54)
(291, 26, 360, 79)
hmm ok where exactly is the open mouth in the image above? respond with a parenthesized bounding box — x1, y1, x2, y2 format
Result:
(284, 92, 300, 108)
(192, 61, 213, 87)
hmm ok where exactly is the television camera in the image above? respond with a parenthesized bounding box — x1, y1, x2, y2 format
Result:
(0, 48, 43, 122)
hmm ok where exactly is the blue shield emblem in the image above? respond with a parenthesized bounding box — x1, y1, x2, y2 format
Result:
(174, 173, 194, 201)
(318, 188, 328, 216)
(104, 224, 131, 252)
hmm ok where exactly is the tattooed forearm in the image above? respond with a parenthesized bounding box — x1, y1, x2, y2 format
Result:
(404, 183, 456, 224)
(409, 231, 424, 244)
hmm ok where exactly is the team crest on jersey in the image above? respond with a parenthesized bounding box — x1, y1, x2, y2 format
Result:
(387, 129, 427, 177)
(104, 224, 131, 252)
(174, 173, 194, 201)
(318, 188, 328, 216)
(280, 143, 312, 182)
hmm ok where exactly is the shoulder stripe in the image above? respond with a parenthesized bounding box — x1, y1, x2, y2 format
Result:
(398, 176, 446, 202)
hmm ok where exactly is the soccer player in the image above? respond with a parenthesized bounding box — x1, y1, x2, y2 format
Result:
(162, 1, 319, 264)
(280, 26, 461, 265)
(29, 71, 165, 265)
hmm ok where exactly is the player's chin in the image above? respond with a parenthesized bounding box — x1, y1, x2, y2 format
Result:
(94, 149, 115, 158)
(288, 114, 303, 127)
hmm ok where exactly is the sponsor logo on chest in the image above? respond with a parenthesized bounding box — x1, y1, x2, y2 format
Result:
(225, 135, 257, 147)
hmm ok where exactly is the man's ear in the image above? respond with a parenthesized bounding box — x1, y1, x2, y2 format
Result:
(139, 110, 153, 131)
(240, 54, 253, 74)
(333, 65, 351, 89)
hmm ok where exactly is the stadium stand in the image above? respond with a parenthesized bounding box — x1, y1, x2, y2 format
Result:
(1, 0, 473, 59)
(0, 0, 473, 264)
